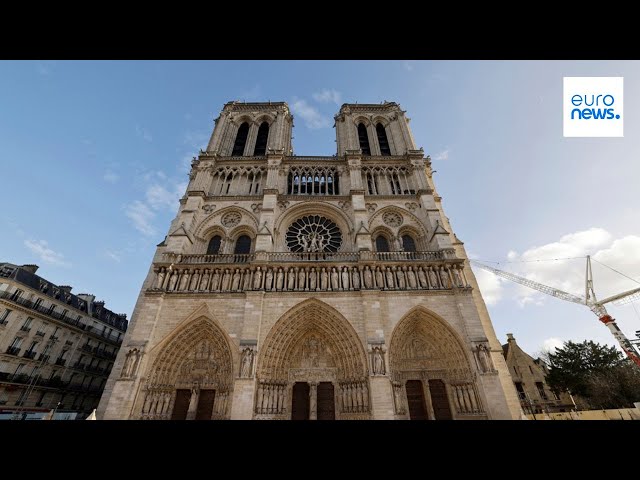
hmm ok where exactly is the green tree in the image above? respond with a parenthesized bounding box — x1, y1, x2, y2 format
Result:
(546, 340, 621, 397)
(546, 340, 640, 409)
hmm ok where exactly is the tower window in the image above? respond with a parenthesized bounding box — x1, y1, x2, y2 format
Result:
(232, 122, 249, 156)
(358, 123, 371, 155)
(376, 123, 391, 155)
(207, 235, 222, 255)
(402, 235, 416, 252)
(253, 122, 269, 156)
(234, 235, 252, 255)
(375, 236, 390, 252)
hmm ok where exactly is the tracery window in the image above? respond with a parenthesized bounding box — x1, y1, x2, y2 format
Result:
(285, 216, 342, 253)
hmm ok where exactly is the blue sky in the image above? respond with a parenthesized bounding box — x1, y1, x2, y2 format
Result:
(1, 60, 639, 356)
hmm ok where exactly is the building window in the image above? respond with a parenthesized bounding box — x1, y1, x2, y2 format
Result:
(47, 304, 56, 315)
(253, 122, 269, 156)
(358, 123, 371, 155)
(287, 167, 339, 195)
(21, 317, 33, 331)
(15, 389, 28, 406)
(514, 381, 526, 400)
(33, 298, 43, 310)
(529, 365, 534, 374)
(14, 363, 25, 376)
(536, 382, 548, 400)
(10, 289, 24, 301)
(207, 235, 222, 255)
(0, 308, 11, 324)
(234, 235, 252, 255)
(376, 123, 391, 155)
(232, 122, 250, 156)
(513, 365, 519, 376)
(9, 337, 23, 350)
(375, 236, 390, 252)
(61, 309, 68, 320)
(402, 234, 417, 252)
(36, 391, 47, 407)
(0, 390, 8, 405)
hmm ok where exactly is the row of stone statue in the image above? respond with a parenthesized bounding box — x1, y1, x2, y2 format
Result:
(450, 383, 484, 415)
(153, 263, 469, 293)
(140, 387, 231, 420)
(338, 379, 370, 414)
(255, 381, 288, 415)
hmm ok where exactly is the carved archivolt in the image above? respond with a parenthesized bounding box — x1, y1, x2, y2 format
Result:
(389, 308, 471, 383)
(257, 299, 368, 382)
(139, 317, 234, 419)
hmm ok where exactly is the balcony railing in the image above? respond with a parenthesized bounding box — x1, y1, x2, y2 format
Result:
(55, 358, 66, 366)
(6, 346, 21, 356)
(38, 354, 50, 363)
(0, 290, 124, 345)
(23, 351, 36, 359)
(35, 331, 45, 337)
(166, 250, 450, 265)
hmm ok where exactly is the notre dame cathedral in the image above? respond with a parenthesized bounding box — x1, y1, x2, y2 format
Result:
(97, 101, 521, 420)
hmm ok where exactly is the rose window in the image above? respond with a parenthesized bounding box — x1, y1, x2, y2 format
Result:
(285, 215, 342, 253)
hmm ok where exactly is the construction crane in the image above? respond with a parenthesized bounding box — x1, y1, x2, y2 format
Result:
(470, 256, 640, 368)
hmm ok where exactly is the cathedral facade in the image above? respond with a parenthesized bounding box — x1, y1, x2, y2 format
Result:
(97, 101, 521, 420)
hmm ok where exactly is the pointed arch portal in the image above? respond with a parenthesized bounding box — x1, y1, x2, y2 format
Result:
(256, 299, 370, 419)
(389, 308, 485, 419)
(139, 317, 234, 420)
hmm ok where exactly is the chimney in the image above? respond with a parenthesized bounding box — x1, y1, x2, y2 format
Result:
(21, 264, 39, 274)
(59, 285, 73, 294)
(507, 333, 515, 341)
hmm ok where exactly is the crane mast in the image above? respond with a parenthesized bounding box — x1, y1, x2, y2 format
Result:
(470, 257, 640, 368)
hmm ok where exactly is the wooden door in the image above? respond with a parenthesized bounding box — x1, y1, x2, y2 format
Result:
(171, 389, 191, 420)
(195, 389, 216, 420)
(406, 380, 428, 420)
(317, 382, 335, 420)
(291, 382, 310, 420)
(428, 379, 452, 420)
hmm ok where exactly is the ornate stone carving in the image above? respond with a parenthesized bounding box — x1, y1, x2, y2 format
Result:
(202, 204, 216, 214)
(121, 348, 143, 379)
(285, 215, 342, 253)
(250, 203, 262, 213)
(240, 347, 255, 378)
(221, 211, 241, 227)
(366, 203, 377, 214)
(405, 202, 419, 212)
(338, 200, 351, 211)
(474, 343, 495, 374)
(277, 200, 290, 210)
(382, 211, 403, 227)
(370, 345, 386, 375)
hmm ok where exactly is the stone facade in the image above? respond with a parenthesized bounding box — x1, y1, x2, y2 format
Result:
(0, 263, 127, 419)
(502, 333, 575, 415)
(97, 100, 522, 420)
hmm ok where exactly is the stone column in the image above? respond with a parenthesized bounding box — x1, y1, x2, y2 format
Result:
(309, 382, 318, 420)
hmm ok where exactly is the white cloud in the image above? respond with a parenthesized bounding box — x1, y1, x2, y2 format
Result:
(541, 337, 564, 352)
(473, 267, 504, 306)
(145, 182, 186, 211)
(485, 228, 640, 307)
(312, 89, 342, 105)
(433, 149, 449, 161)
(103, 170, 119, 183)
(136, 125, 153, 142)
(291, 99, 331, 129)
(403, 61, 414, 72)
(125, 201, 157, 237)
(24, 239, 70, 267)
(105, 250, 121, 263)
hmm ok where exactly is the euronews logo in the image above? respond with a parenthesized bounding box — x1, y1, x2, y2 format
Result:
(563, 77, 623, 137)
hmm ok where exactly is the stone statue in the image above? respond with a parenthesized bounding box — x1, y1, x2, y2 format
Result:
(439, 267, 450, 289)
(243, 268, 252, 290)
(240, 348, 254, 377)
(351, 267, 360, 289)
(476, 343, 493, 373)
(221, 268, 232, 291)
(211, 269, 221, 291)
(372, 347, 385, 375)
(156, 269, 166, 290)
(309, 268, 317, 290)
(189, 270, 200, 291)
(287, 268, 296, 291)
(330, 267, 340, 290)
(417, 266, 428, 288)
(406, 266, 417, 289)
(453, 267, 464, 287)
(320, 267, 328, 290)
(298, 268, 306, 290)
(363, 266, 373, 289)
(309, 383, 317, 416)
(375, 267, 384, 289)
(276, 268, 284, 291)
(231, 269, 241, 291)
(265, 268, 273, 291)
(428, 267, 439, 289)
(253, 266, 263, 290)
(178, 271, 190, 291)
(395, 266, 406, 289)
(341, 266, 349, 290)
(199, 269, 210, 291)
(385, 267, 395, 289)
(168, 271, 178, 291)
(393, 382, 406, 415)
